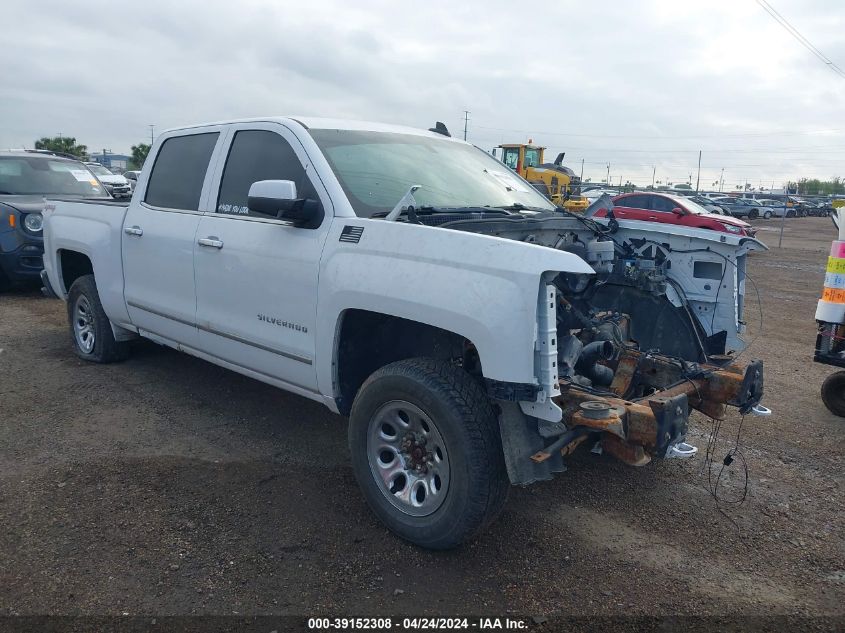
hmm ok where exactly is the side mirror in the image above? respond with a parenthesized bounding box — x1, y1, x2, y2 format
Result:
(671, 207, 684, 216)
(247, 180, 323, 229)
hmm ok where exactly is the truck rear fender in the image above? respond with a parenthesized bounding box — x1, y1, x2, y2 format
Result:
(45, 209, 131, 327)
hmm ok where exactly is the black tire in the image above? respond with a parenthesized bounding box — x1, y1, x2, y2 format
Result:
(763, 210, 772, 219)
(748, 209, 759, 219)
(821, 371, 845, 417)
(67, 274, 129, 363)
(786, 209, 796, 218)
(348, 358, 509, 549)
(0, 268, 10, 293)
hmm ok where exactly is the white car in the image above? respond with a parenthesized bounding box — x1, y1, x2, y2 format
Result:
(582, 187, 619, 200)
(85, 162, 132, 198)
(123, 170, 142, 192)
(756, 199, 790, 218)
(41, 117, 767, 548)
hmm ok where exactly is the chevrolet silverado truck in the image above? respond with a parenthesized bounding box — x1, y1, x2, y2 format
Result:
(42, 118, 767, 549)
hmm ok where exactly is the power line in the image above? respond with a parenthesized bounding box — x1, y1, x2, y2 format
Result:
(473, 123, 845, 140)
(551, 146, 845, 154)
(755, 0, 845, 80)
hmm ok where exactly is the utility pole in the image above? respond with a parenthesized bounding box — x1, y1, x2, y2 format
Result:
(695, 150, 702, 193)
(652, 165, 656, 189)
(580, 158, 584, 183)
(149, 124, 155, 145)
(606, 163, 610, 185)
(462, 111, 470, 141)
(720, 167, 724, 192)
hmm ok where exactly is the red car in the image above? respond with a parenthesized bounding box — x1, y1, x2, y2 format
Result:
(594, 192, 756, 237)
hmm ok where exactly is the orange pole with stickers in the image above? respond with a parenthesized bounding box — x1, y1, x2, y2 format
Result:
(814, 211, 845, 416)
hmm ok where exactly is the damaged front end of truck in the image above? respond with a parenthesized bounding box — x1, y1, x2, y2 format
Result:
(437, 199, 768, 484)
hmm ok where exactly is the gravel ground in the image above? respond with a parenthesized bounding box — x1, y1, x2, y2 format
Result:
(0, 217, 842, 623)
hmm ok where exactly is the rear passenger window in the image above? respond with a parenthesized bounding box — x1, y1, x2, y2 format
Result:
(144, 133, 218, 210)
(216, 130, 321, 218)
(619, 195, 648, 209)
(651, 196, 677, 212)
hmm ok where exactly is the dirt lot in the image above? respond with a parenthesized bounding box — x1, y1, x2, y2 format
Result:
(0, 218, 843, 623)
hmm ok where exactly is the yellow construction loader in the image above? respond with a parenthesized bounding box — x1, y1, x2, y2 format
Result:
(497, 142, 589, 211)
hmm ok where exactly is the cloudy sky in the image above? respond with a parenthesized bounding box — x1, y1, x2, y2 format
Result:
(3, 0, 844, 190)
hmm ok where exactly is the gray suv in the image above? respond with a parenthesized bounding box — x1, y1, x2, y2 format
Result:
(0, 150, 109, 289)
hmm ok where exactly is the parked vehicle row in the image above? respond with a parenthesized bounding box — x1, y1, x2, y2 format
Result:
(594, 192, 756, 237)
(584, 188, 833, 220)
(85, 162, 132, 199)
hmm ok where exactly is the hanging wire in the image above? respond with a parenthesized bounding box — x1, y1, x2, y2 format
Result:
(702, 413, 750, 537)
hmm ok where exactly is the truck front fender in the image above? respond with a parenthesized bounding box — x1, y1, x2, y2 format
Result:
(315, 219, 594, 400)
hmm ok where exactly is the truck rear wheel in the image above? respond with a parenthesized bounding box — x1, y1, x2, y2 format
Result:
(348, 358, 509, 549)
(67, 274, 129, 363)
(821, 371, 845, 417)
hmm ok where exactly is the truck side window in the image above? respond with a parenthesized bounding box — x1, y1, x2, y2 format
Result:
(216, 130, 321, 218)
(144, 133, 219, 211)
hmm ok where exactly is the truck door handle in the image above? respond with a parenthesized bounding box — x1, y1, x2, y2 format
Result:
(198, 237, 224, 249)
(124, 226, 143, 236)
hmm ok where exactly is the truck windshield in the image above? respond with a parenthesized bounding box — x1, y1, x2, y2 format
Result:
(0, 157, 109, 197)
(308, 129, 556, 217)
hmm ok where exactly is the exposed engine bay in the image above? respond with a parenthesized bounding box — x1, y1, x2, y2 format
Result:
(390, 200, 768, 483)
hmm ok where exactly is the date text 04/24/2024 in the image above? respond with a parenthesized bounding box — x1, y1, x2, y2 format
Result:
(307, 617, 529, 630)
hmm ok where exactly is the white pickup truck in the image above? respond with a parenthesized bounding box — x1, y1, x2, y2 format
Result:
(42, 117, 767, 549)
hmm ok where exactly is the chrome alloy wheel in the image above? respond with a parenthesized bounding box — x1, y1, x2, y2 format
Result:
(367, 400, 451, 517)
(73, 294, 95, 354)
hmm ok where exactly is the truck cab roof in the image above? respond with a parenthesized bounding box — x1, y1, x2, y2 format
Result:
(163, 116, 462, 141)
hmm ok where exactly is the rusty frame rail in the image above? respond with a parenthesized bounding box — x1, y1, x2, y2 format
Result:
(532, 349, 764, 466)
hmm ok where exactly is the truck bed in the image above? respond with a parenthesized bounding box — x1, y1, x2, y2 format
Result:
(43, 196, 132, 327)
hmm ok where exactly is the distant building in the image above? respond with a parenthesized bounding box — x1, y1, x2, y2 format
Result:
(89, 153, 130, 172)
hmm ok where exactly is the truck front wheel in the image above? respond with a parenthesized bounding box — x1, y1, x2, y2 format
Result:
(67, 274, 129, 363)
(349, 358, 509, 549)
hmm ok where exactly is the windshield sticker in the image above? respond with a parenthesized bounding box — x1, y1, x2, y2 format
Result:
(486, 170, 530, 193)
(70, 169, 97, 184)
(217, 203, 249, 215)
